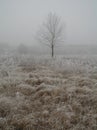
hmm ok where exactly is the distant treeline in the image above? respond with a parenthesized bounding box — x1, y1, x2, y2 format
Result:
(0, 43, 97, 55)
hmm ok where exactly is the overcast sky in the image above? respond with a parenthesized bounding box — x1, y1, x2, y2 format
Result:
(0, 0, 97, 45)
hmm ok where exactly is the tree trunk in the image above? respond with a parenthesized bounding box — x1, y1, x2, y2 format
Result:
(52, 45, 54, 58)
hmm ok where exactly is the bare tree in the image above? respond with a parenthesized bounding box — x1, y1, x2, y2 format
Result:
(37, 13, 65, 58)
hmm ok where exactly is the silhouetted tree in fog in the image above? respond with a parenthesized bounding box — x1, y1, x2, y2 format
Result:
(37, 13, 65, 58)
(17, 43, 28, 55)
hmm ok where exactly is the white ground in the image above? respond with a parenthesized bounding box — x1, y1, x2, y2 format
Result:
(0, 54, 97, 130)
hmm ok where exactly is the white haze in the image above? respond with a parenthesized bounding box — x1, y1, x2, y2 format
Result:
(0, 0, 97, 55)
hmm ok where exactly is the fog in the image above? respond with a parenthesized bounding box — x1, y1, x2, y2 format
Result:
(1, 1, 97, 129)
(0, 0, 97, 54)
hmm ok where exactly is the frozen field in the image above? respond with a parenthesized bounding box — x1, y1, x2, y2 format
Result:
(0, 54, 97, 130)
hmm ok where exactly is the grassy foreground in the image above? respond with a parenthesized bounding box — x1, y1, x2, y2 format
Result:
(0, 55, 97, 130)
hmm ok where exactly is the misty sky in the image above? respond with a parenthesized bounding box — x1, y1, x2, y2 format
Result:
(0, 0, 97, 45)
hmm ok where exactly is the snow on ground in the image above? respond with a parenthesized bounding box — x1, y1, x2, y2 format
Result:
(0, 54, 97, 130)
